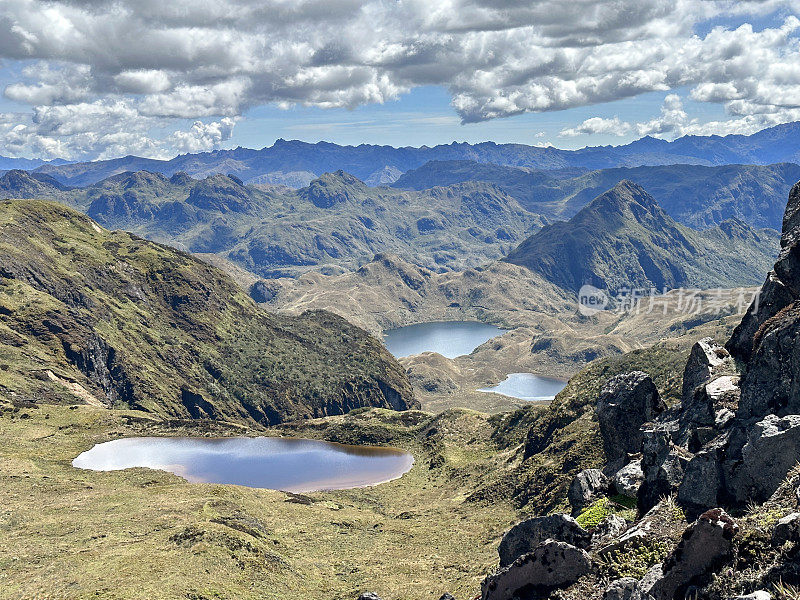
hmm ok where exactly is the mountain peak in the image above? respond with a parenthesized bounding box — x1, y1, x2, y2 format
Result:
(503, 181, 777, 293)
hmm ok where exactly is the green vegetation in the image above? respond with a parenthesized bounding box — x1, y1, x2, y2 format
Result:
(576, 498, 612, 529)
(0, 404, 523, 600)
(0, 200, 414, 424)
(598, 539, 673, 579)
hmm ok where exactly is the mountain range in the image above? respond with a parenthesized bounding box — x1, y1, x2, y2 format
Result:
(394, 160, 800, 230)
(12, 121, 800, 187)
(0, 161, 791, 279)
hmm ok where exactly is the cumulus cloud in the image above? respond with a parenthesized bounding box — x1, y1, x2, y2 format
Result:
(0, 0, 799, 157)
(560, 116, 631, 137)
(170, 117, 239, 154)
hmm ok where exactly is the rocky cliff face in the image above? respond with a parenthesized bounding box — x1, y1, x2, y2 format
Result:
(470, 179, 800, 599)
(0, 200, 416, 424)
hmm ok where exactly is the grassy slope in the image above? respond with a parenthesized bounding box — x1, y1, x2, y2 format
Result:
(0, 313, 741, 599)
(0, 200, 414, 424)
(0, 404, 516, 600)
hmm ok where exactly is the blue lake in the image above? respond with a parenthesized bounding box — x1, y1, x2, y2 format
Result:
(479, 373, 567, 402)
(382, 321, 508, 358)
(73, 436, 414, 492)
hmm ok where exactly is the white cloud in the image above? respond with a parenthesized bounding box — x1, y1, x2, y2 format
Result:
(0, 0, 799, 157)
(170, 117, 239, 154)
(560, 116, 631, 137)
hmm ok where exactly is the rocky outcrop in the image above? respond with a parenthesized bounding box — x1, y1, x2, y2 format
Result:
(638, 428, 688, 514)
(648, 509, 738, 600)
(497, 514, 590, 567)
(728, 181, 800, 362)
(613, 460, 644, 498)
(568, 469, 610, 514)
(682, 338, 729, 404)
(482, 541, 591, 600)
(597, 372, 666, 464)
(771, 512, 800, 546)
(603, 578, 652, 600)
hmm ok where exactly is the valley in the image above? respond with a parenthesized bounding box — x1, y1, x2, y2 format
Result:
(2, 133, 800, 600)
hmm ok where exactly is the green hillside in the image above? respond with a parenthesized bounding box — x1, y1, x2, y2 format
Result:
(0, 200, 415, 424)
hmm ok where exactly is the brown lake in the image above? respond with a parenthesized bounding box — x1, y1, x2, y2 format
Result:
(73, 436, 414, 492)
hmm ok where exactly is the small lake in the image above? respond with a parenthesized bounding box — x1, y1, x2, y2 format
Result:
(383, 321, 508, 358)
(73, 437, 414, 492)
(479, 373, 567, 402)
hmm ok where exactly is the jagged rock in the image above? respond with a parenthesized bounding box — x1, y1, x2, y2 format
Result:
(730, 592, 772, 600)
(683, 375, 740, 435)
(649, 508, 738, 600)
(737, 302, 800, 419)
(771, 512, 800, 546)
(597, 372, 666, 463)
(604, 578, 653, 600)
(481, 541, 591, 600)
(640, 564, 663, 595)
(568, 468, 610, 514)
(728, 182, 800, 362)
(682, 338, 728, 404)
(357, 593, 382, 600)
(730, 415, 800, 503)
(678, 433, 729, 518)
(638, 429, 690, 514)
(613, 460, 644, 498)
(593, 514, 628, 542)
(438, 594, 456, 600)
(715, 408, 735, 429)
(497, 514, 590, 567)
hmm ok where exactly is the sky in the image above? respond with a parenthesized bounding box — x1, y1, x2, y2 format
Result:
(0, 0, 799, 160)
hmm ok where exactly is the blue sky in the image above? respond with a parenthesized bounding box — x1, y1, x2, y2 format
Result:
(0, 1, 798, 160)
(231, 86, 730, 151)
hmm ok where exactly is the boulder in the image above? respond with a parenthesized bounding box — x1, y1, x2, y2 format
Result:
(438, 595, 456, 600)
(481, 541, 592, 600)
(357, 594, 382, 600)
(729, 415, 800, 504)
(613, 460, 644, 498)
(771, 512, 800, 546)
(648, 508, 738, 600)
(597, 372, 666, 463)
(678, 434, 728, 518)
(681, 338, 728, 405)
(603, 578, 653, 600)
(497, 514, 590, 567)
(593, 514, 628, 543)
(682, 375, 740, 435)
(568, 468, 610, 514)
(638, 429, 690, 514)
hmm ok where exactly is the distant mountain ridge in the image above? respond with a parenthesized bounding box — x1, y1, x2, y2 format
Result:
(504, 180, 779, 292)
(0, 168, 541, 277)
(394, 161, 800, 230)
(25, 121, 800, 187)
